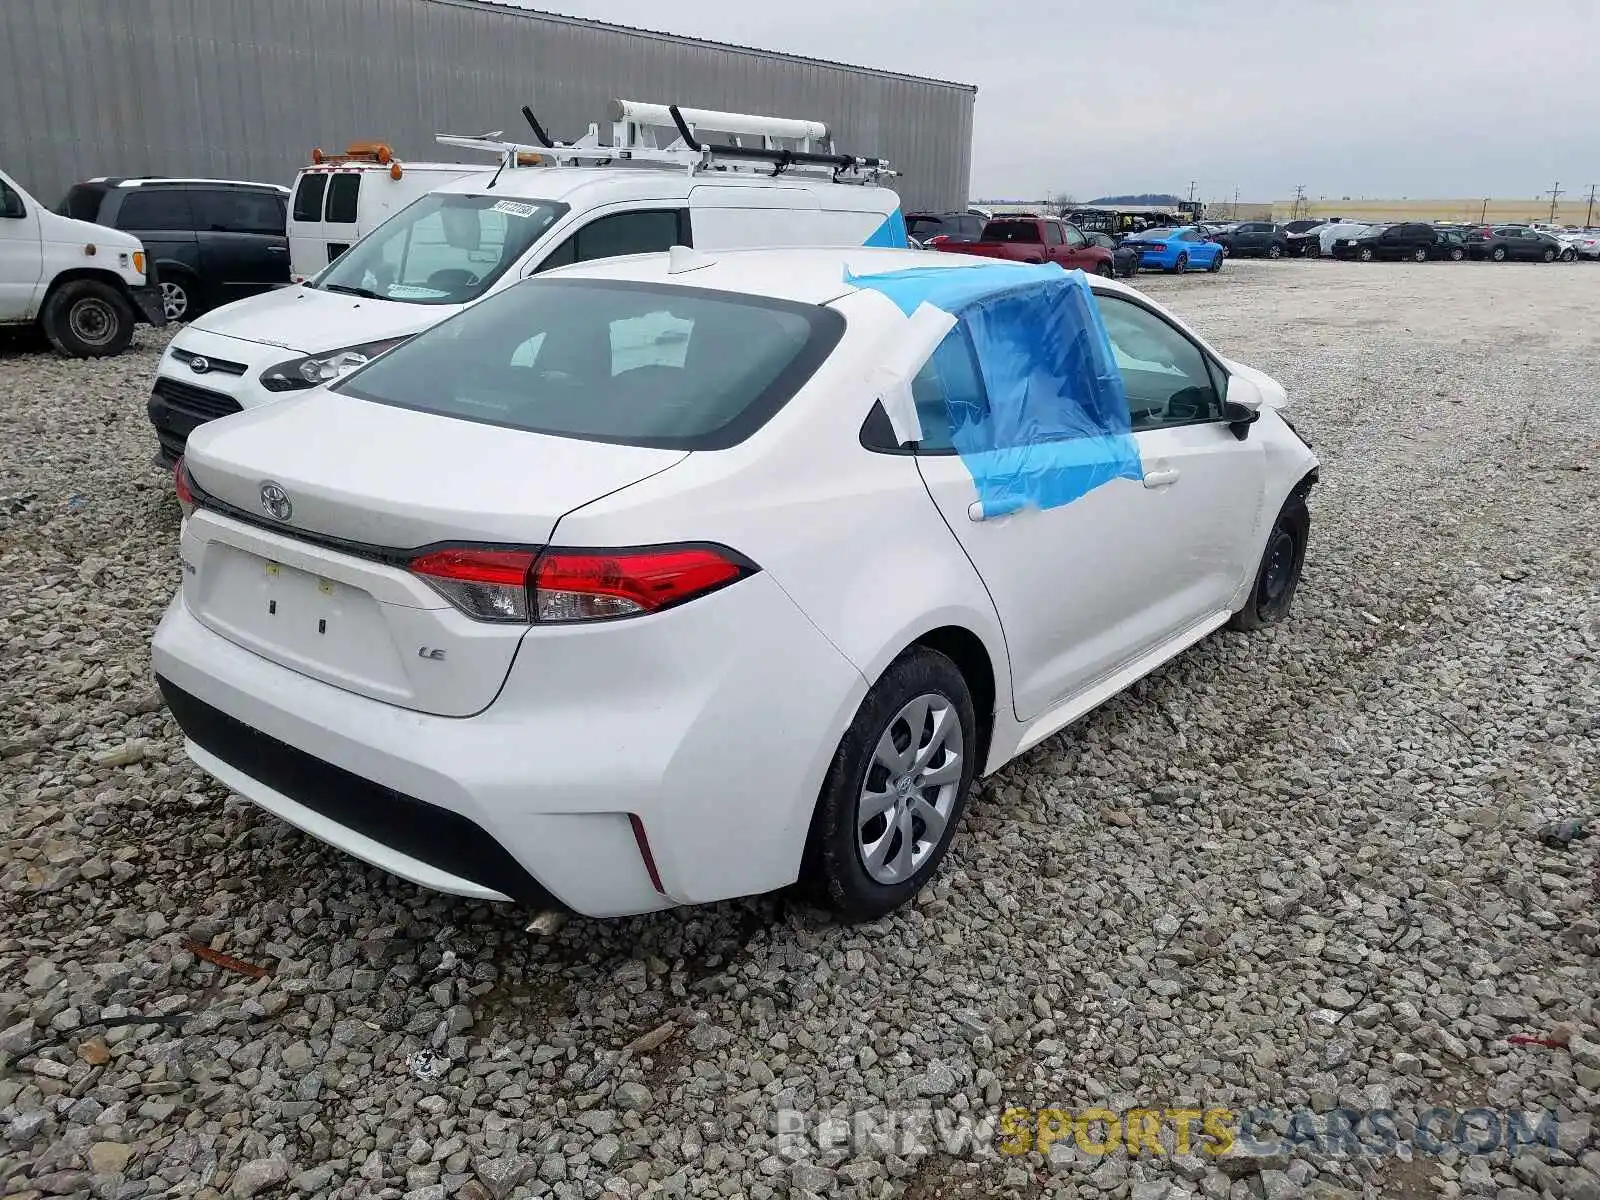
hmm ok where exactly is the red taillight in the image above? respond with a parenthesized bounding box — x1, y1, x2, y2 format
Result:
(408, 544, 753, 624)
(532, 546, 750, 622)
(409, 548, 537, 622)
(174, 456, 196, 520)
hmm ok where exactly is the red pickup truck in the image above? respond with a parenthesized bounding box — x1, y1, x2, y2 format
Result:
(928, 216, 1115, 276)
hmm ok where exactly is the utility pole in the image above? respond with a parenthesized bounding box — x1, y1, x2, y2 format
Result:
(1546, 181, 1563, 223)
(1187, 180, 1198, 205)
(1233, 186, 1240, 218)
(1292, 183, 1307, 218)
(1480, 197, 1489, 223)
(1586, 184, 1597, 228)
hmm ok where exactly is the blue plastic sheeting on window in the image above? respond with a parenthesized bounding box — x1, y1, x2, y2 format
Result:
(847, 262, 1142, 517)
(862, 208, 909, 248)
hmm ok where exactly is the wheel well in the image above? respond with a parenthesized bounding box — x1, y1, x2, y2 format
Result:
(913, 626, 996, 768)
(42, 268, 136, 310)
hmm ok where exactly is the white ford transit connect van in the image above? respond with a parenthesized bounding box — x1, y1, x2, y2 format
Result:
(1, 166, 166, 357)
(148, 101, 908, 463)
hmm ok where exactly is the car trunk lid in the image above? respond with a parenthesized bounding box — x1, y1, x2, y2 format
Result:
(180, 391, 687, 716)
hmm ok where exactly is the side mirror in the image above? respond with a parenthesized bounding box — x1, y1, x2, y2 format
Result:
(1223, 374, 1263, 441)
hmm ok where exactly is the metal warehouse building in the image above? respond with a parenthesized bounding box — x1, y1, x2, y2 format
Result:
(0, 0, 976, 212)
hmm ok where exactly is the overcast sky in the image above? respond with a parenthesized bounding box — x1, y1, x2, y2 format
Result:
(528, 0, 1600, 205)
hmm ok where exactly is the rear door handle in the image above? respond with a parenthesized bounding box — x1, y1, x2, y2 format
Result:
(1143, 468, 1180, 488)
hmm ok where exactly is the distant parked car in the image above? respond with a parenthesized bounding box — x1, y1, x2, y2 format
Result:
(1332, 223, 1459, 262)
(1281, 219, 1329, 257)
(929, 216, 1116, 275)
(1216, 222, 1288, 259)
(1315, 222, 1370, 257)
(1120, 226, 1225, 273)
(1557, 229, 1600, 259)
(1467, 226, 1569, 262)
(59, 177, 290, 321)
(1084, 231, 1141, 277)
(907, 211, 986, 244)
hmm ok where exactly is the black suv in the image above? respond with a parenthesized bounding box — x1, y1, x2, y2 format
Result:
(1216, 221, 1289, 258)
(1333, 223, 1460, 262)
(907, 212, 987, 244)
(58, 178, 290, 321)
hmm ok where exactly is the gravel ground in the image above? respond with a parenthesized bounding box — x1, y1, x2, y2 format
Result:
(2, 259, 1597, 1200)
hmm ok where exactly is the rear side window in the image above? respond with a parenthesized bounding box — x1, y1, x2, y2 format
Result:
(58, 184, 107, 222)
(982, 221, 1042, 244)
(336, 279, 844, 450)
(908, 328, 987, 453)
(325, 174, 360, 223)
(1042, 223, 1063, 246)
(115, 188, 195, 231)
(192, 189, 285, 234)
(535, 210, 687, 273)
(292, 174, 326, 222)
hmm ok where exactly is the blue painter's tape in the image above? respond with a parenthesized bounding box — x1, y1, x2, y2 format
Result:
(863, 208, 909, 248)
(846, 263, 1141, 516)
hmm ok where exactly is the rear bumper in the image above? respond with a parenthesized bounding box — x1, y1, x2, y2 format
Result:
(150, 574, 866, 917)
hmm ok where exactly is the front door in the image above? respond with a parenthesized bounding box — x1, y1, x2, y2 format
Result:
(0, 174, 43, 320)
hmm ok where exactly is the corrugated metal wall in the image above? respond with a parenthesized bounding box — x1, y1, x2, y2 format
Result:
(0, 0, 975, 212)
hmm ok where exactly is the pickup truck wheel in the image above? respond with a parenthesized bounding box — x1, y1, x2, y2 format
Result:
(1096, 261, 1115, 279)
(1170, 252, 1189, 274)
(42, 280, 136, 358)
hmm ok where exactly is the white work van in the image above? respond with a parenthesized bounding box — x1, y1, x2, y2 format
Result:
(149, 100, 909, 464)
(0, 166, 166, 356)
(288, 143, 482, 282)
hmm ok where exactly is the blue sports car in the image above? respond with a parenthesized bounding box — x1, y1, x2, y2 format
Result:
(1122, 226, 1225, 273)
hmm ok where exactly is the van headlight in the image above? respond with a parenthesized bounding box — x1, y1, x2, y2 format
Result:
(259, 338, 410, 392)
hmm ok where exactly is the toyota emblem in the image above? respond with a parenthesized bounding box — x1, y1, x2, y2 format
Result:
(189, 356, 211, 374)
(259, 482, 293, 522)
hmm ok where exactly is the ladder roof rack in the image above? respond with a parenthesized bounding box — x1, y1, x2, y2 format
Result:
(436, 98, 896, 185)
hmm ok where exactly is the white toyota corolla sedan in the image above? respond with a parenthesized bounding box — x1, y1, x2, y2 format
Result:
(152, 247, 1318, 921)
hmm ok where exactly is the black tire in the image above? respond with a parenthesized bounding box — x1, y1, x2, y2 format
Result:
(1412, 247, 1427, 263)
(41, 280, 136, 358)
(1561, 248, 1576, 262)
(1097, 261, 1116, 279)
(807, 647, 978, 921)
(1207, 250, 1223, 272)
(1229, 493, 1310, 632)
(1267, 243, 1283, 259)
(1449, 247, 1465, 261)
(1357, 247, 1374, 262)
(1170, 252, 1189, 274)
(1541, 247, 1556, 263)
(158, 270, 201, 322)
(1491, 246, 1508, 262)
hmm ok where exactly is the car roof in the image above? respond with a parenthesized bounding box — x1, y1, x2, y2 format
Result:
(538, 246, 1146, 307)
(87, 176, 290, 193)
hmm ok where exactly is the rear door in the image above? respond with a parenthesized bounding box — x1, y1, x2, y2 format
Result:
(192, 187, 290, 301)
(1057, 222, 1101, 270)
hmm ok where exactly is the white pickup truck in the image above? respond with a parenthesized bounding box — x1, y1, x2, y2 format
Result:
(0, 166, 166, 356)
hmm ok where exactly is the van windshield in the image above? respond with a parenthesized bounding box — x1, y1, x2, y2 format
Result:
(313, 193, 567, 305)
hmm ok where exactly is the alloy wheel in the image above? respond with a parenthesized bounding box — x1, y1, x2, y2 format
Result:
(160, 282, 189, 321)
(856, 693, 964, 885)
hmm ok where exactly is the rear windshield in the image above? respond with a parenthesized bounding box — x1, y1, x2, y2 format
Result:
(981, 220, 1042, 244)
(58, 183, 108, 222)
(291, 174, 326, 222)
(335, 278, 846, 450)
(313, 193, 566, 306)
